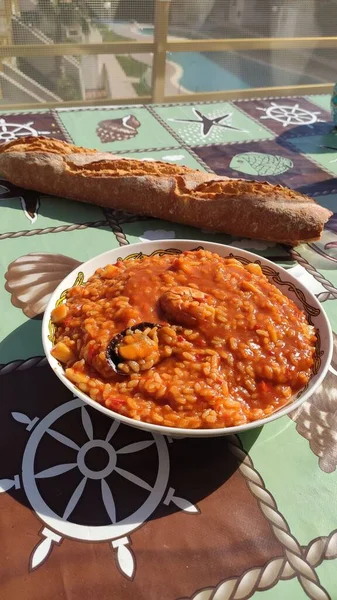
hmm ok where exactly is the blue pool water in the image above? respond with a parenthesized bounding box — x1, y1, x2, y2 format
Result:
(170, 52, 249, 91)
(169, 51, 319, 92)
(138, 26, 154, 36)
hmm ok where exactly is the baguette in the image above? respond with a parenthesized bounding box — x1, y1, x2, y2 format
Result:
(0, 136, 332, 245)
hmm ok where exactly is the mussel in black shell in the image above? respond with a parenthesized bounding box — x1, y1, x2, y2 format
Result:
(106, 322, 162, 375)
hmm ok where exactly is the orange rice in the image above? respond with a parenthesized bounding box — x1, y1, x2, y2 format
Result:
(51, 250, 316, 429)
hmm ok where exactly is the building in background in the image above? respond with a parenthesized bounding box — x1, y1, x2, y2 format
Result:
(0, 0, 119, 104)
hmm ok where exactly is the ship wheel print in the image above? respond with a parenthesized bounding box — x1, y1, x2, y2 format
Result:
(257, 102, 321, 127)
(0, 399, 199, 579)
(0, 118, 50, 142)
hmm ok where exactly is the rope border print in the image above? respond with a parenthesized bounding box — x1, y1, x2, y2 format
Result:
(0, 221, 108, 241)
(0, 356, 47, 375)
(184, 137, 273, 149)
(150, 95, 308, 110)
(183, 436, 331, 600)
(111, 145, 186, 155)
(51, 109, 74, 143)
(187, 527, 337, 600)
(103, 208, 129, 246)
(291, 248, 337, 302)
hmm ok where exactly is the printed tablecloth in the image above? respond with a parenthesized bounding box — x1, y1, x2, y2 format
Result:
(0, 96, 337, 600)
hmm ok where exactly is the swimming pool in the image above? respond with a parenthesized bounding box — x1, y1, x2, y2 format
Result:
(169, 52, 249, 91)
(138, 26, 154, 36)
(169, 51, 319, 93)
(103, 22, 320, 93)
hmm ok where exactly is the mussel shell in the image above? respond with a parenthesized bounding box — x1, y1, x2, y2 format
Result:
(106, 322, 162, 374)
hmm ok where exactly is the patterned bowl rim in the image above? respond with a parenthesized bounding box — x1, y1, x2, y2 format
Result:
(42, 239, 333, 438)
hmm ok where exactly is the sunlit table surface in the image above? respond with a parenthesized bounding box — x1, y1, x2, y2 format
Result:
(0, 95, 337, 600)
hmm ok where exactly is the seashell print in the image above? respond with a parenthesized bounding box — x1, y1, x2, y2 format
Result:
(325, 213, 337, 234)
(96, 114, 141, 144)
(324, 214, 337, 251)
(229, 152, 293, 176)
(5, 253, 81, 318)
(289, 332, 337, 473)
(309, 229, 337, 263)
(324, 240, 337, 252)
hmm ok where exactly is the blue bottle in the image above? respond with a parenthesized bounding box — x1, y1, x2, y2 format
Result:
(331, 83, 337, 128)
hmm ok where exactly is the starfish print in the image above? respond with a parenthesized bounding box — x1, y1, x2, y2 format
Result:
(168, 108, 245, 137)
(0, 179, 40, 223)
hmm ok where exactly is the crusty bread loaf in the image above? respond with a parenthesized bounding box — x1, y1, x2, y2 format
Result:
(0, 136, 332, 245)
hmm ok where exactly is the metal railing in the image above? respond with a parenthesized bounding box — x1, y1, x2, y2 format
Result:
(0, 0, 335, 109)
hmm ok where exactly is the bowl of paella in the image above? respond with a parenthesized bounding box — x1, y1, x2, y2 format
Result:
(42, 239, 333, 437)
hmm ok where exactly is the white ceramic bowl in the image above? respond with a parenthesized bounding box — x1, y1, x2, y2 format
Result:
(42, 240, 333, 438)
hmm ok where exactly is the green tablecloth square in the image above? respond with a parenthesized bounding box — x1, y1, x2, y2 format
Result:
(57, 107, 180, 151)
(153, 102, 274, 146)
